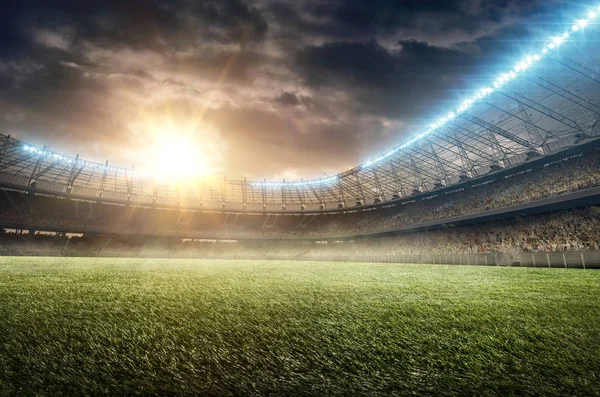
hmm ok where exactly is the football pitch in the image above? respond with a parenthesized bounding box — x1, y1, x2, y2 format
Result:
(0, 257, 599, 396)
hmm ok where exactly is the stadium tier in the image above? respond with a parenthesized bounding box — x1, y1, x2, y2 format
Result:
(0, 140, 599, 239)
(0, 139, 600, 266)
(1, 207, 599, 267)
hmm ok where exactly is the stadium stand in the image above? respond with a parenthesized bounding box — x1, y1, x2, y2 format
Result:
(1, 128, 600, 268)
(1, 206, 599, 268)
(0, 145, 599, 241)
(1, 141, 600, 268)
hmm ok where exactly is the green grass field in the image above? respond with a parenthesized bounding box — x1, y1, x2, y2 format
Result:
(0, 258, 599, 396)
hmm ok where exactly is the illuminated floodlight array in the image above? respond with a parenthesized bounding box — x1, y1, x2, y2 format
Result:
(252, 176, 339, 188)
(22, 145, 125, 173)
(362, 5, 600, 170)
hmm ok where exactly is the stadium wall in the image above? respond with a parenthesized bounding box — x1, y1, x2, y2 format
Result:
(1, 185, 599, 241)
(249, 252, 600, 269)
(2, 244, 598, 268)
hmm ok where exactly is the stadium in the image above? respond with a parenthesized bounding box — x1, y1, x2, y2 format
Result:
(1, 1, 600, 396)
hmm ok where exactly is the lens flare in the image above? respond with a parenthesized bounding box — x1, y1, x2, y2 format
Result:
(127, 116, 224, 183)
(153, 136, 211, 179)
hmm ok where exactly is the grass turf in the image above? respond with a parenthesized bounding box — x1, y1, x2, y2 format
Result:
(0, 258, 599, 396)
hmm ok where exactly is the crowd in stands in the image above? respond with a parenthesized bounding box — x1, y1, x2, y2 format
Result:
(296, 151, 600, 236)
(1, 207, 599, 259)
(0, 149, 599, 239)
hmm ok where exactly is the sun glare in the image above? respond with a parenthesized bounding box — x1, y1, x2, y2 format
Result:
(129, 115, 224, 183)
(153, 136, 210, 179)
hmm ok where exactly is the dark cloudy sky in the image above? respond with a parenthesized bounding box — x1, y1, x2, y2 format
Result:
(0, 0, 573, 180)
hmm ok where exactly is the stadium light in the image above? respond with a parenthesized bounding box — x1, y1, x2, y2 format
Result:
(20, 142, 136, 176)
(252, 176, 339, 188)
(360, 4, 594, 170)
